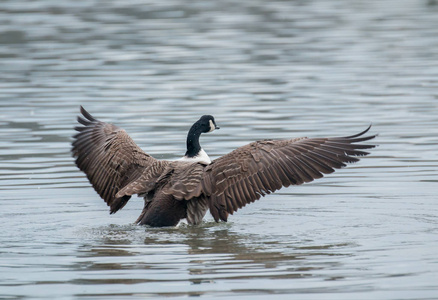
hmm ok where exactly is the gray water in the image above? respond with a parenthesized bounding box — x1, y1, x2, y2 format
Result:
(1, 0, 437, 299)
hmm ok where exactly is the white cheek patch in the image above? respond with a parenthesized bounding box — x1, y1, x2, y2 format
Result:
(209, 120, 215, 132)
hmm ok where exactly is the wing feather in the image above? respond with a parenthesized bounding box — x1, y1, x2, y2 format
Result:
(71, 106, 163, 214)
(203, 127, 376, 221)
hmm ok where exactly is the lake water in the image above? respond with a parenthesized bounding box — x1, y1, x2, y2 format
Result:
(1, 0, 437, 299)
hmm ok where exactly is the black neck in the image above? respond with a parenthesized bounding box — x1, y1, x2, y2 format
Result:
(185, 123, 202, 157)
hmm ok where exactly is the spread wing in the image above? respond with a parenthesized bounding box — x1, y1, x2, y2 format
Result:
(71, 106, 166, 213)
(202, 126, 376, 222)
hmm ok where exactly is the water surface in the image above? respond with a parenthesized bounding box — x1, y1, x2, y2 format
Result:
(1, 0, 437, 299)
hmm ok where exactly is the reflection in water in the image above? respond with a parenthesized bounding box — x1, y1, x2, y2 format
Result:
(70, 223, 351, 296)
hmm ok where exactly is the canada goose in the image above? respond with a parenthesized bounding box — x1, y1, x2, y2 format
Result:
(72, 106, 376, 227)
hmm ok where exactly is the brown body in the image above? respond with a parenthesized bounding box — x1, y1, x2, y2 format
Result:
(72, 107, 376, 227)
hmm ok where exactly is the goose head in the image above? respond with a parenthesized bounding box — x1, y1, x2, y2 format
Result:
(197, 115, 220, 133)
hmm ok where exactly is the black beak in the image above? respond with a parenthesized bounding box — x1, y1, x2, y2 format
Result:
(215, 126, 220, 130)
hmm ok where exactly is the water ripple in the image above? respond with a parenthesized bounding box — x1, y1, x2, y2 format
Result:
(1, 0, 438, 299)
